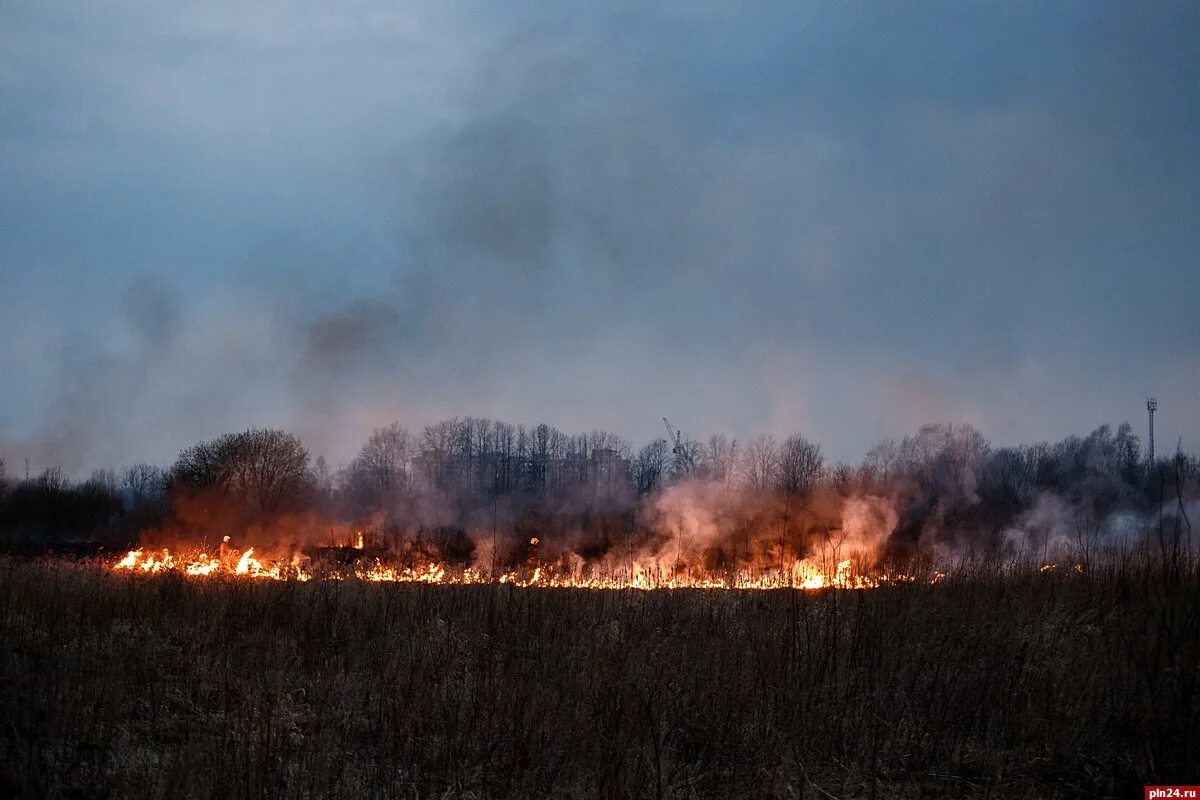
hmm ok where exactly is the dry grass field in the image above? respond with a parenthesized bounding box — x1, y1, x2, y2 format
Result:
(1, 555, 1196, 799)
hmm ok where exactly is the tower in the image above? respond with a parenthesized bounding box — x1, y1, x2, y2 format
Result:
(1146, 397, 1157, 463)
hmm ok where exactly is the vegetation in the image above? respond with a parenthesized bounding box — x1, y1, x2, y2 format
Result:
(0, 419, 1195, 797)
(1, 419, 1195, 572)
(0, 552, 1196, 799)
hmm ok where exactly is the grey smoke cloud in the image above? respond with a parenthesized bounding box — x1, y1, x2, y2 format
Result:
(0, 1, 1197, 475)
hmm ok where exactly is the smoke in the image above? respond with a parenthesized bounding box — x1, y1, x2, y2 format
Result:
(1001, 493, 1078, 555)
(3, 2, 1200, 478)
(838, 495, 899, 557)
(636, 481, 900, 577)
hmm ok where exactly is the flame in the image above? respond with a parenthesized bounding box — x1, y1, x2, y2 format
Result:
(114, 545, 311, 582)
(234, 547, 257, 574)
(353, 531, 364, 549)
(109, 544, 913, 590)
(185, 554, 219, 576)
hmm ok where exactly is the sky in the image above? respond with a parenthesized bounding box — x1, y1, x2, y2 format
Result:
(1, 1, 1197, 475)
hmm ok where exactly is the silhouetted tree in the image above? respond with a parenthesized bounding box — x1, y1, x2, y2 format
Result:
(170, 428, 310, 515)
(776, 434, 823, 497)
(0, 467, 123, 543)
(668, 436, 704, 480)
(122, 464, 164, 507)
(633, 440, 669, 495)
(700, 434, 739, 485)
(348, 423, 414, 512)
(741, 434, 778, 493)
(5, 413, 1196, 563)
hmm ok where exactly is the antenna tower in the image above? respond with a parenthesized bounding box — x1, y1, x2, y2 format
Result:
(1146, 397, 1157, 463)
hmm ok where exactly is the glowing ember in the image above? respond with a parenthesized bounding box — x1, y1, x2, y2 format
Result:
(1039, 562, 1086, 574)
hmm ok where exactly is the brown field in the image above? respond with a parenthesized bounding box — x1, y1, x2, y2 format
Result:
(0, 556, 1196, 799)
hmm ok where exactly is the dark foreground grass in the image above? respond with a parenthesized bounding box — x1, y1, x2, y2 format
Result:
(0, 557, 1196, 799)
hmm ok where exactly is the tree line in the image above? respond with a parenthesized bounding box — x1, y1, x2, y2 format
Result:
(0, 418, 1195, 559)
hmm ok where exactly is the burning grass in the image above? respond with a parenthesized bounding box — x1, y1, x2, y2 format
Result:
(0, 553, 1197, 798)
(108, 543, 919, 590)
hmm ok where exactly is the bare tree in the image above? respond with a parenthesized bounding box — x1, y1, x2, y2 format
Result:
(122, 464, 164, 506)
(588, 430, 631, 458)
(701, 434, 740, 486)
(493, 421, 516, 493)
(85, 469, 118, 493)
(235, 429, 311, 514)
(351, 423, 414, 509)
(419, 419, 458, 491)
(38, 466, 69, 492)
(171, 429, 310, 515)
(741, 434, 778, 493)
(829, 462, 854, 491)
(669, 436, 704, 480)
(862, 438, 898, 483)
(633, 440, 670, 495)
(312, 455, 335, 496)
(776, 434, 823, 497)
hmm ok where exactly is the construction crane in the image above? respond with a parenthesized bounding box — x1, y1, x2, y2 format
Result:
(662, 417, 682, 455)
(662, 417, 694, 473)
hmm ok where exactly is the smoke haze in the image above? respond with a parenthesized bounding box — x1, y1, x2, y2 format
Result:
(1, 1, 1198, 474)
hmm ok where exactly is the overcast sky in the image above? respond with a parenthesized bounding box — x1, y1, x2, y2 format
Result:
(1, 1, 1197, 474)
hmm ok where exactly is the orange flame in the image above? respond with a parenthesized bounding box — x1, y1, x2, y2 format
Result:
(109, 544, 920, 590)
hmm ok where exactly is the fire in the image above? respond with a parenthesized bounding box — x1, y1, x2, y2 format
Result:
(109, 544, 912, 590)
(234, 547, 257, 574)
(113, 545, 311, 582)
(110, 543, 1078, 590)
(185, 554, 219, 576)
(1039, 562, 1085, 574)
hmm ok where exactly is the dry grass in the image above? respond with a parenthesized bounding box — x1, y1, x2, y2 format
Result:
(0, 556, 1196, 799)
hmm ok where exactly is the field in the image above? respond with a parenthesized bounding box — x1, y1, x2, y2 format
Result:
(1, 556, 1196, 799)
